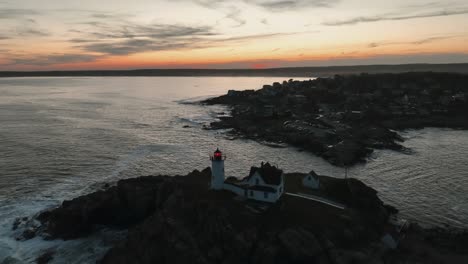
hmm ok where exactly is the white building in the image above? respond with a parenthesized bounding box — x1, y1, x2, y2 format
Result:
(210, 149, 284, 203)
(302, 171, 320, 190)
(210, 148, 225, 190)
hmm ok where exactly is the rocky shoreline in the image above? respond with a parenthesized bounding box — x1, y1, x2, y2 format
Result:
(13, 168, 468, 263)
(203, 72, 468, 166)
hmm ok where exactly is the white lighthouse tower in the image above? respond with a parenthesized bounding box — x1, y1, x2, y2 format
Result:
(210, 148, 225, 190)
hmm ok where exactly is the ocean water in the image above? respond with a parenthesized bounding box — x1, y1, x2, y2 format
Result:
(0, 77, 467, 263)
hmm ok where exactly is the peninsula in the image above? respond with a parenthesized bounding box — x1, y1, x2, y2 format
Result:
(203, 72, 468, 166)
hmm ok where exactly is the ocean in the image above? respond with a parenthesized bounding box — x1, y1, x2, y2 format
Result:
(0, 77, 467, 263)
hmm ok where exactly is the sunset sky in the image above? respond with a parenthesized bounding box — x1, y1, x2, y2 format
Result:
(1, 0, 468, 70)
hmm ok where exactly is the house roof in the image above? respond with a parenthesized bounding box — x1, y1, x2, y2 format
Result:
(306, 170, 319, 180)
(247, 162, 283, 185)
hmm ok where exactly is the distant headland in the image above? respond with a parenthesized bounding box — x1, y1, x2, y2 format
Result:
(203, 72, 468, 166)
(2, 63, 468, 78)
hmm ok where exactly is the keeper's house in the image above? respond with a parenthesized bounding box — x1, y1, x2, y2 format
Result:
(210, 149, 284, 203)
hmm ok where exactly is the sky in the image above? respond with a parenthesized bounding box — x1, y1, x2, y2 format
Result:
(0, 0, 468, 70)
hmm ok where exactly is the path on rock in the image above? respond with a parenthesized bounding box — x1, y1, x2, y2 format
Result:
(285, 192, 346, 210)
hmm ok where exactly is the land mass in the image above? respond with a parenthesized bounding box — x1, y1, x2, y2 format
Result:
(203, 72, 468, 166)
(2, 63, 468, 77)
(13, 168, 468, 264)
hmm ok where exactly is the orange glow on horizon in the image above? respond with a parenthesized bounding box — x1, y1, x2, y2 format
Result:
(1, 0, 467, 70)
(2, 30, 468, 71)
(5, 48, 468, 72)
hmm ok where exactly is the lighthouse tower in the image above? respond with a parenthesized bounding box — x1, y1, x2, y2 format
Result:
(210, 148, 225, 190)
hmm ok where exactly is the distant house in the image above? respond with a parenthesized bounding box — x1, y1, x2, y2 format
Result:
(288, 94, 307, 104)
(260, 84, 281, 96)
(227, 89, 255, 97)
(453, 93, 466, 102)
(227, 90, 241, 97)
(350, 110, 362, 117)
(302, 171, 320, 190)
(254, 105, 275, 117)
(210, 149, 284, 203)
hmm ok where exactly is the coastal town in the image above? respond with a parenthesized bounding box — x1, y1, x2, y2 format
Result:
(204, 72, 468, 166)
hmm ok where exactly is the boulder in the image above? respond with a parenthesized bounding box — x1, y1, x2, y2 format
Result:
(35, 249, 55, 264)
(278, 228, 323, 261)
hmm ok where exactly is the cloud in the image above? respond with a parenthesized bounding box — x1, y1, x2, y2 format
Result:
(71, 21, 219, 55)
(411, 36, 453, 45)
(8, 53, 100, 66)
(0, 7, 49, 38)
(224, 7, 246, 27)
(14, 28, 49, 37)
(246, 0, 339, 11)
(324, 8, 468, 26)
(186, 0, 339, 11)
(402, 1, 458, 10)
(368, 35, 457, 48)
(79, 22, 217, 40)
(81, 39, 198, 55)
(0, 8, 38, 19)
(191, 0, 225, 8)
(217, 32, 294, 42)
(69, 17, 298, 56)
(78, 32, 297, 56)
(90, 13, 133, 20)
(180, 0, 340, 29)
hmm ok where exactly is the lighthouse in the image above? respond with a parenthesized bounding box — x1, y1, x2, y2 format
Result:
(210, 148, 225, 190)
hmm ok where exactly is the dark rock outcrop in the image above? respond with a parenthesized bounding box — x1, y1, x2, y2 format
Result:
(37, 169, 208, 239)
(31, 168, 468, 264)
(35, 249, 55, 264)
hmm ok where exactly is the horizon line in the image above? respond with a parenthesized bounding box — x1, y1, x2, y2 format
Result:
(1, 62, 468, 73)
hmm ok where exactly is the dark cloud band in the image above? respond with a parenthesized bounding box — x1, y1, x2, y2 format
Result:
(324, 8, 468, 26)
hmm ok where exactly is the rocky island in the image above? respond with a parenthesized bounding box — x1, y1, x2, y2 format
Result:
(13, 167, 468, 264)
(203, 72, 468, 166)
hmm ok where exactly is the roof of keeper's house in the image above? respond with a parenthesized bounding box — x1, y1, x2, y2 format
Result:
(247, 162, 283, 185)
(307, 170, 319, 180)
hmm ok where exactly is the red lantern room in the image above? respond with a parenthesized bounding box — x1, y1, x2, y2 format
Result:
(211, 148, 225, 161)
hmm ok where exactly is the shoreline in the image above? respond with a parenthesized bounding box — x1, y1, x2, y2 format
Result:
(12, 168, 468, 264)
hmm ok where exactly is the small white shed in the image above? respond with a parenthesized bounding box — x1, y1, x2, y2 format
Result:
(302, 171, 320, 190)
